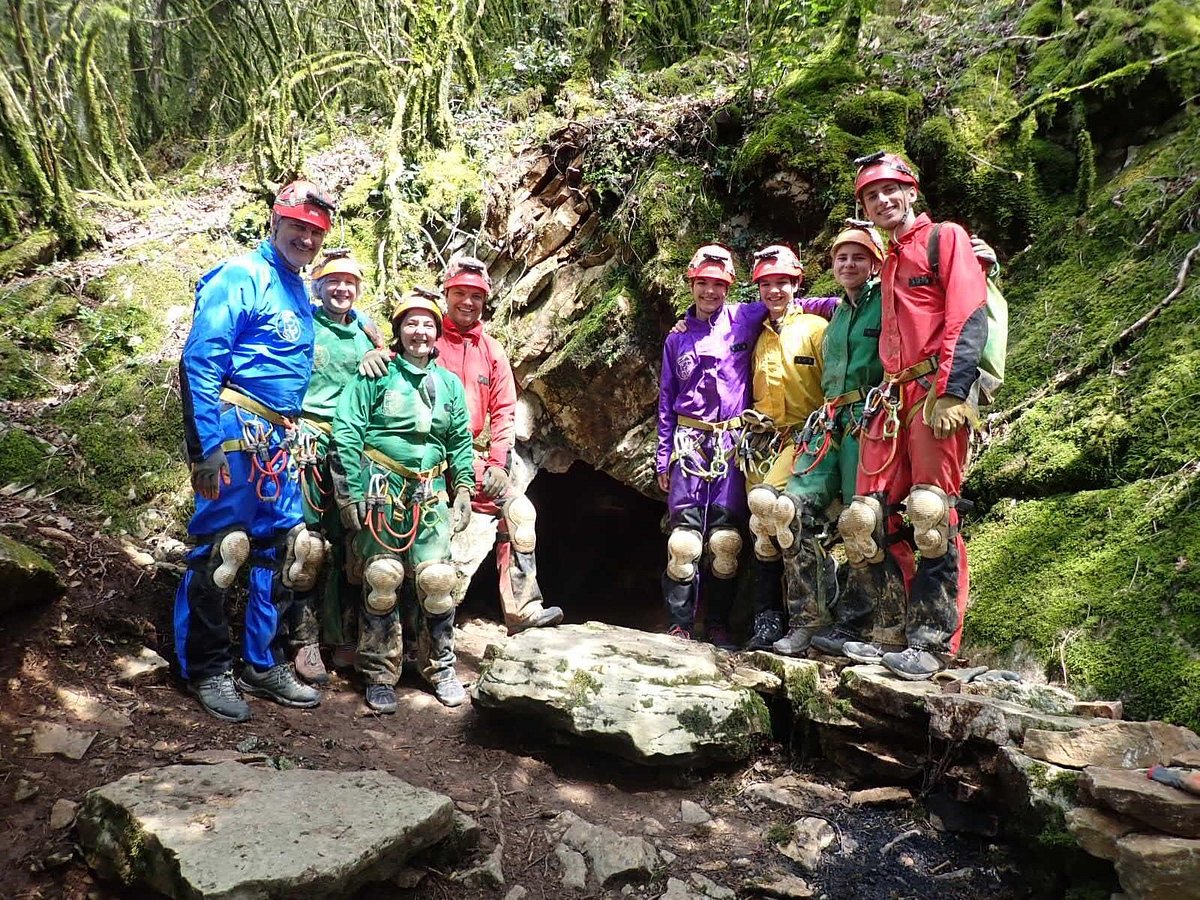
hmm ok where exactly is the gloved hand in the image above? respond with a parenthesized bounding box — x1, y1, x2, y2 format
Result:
(971, 235, 998, 275)
(191, 448, 230, 500)
(481, 466, 509, 500)
(928, 396, 974, 439)
(450, 486, 472, 534)
(338, 497, 364, 532)
(358, 348, 393, 378)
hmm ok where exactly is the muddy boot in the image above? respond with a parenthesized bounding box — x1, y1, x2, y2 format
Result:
(236, 664, 320, 709)
(745, 610, 786, 651)
(430, 674, 467, 707)
(772, 625, 819, 656)
(809, 626, 859, 657)
(365, 683, 397, 714)
(293, 644, 330, 686)
(882, 646, 945, 681)
(189, 671, 251, 723)
(507, 604, 564, 635)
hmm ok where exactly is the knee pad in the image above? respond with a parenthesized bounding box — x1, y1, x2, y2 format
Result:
(748, 512, 780, 562)
(281, 524, 327, 590)
(210, 529, 250, 589)
(502, 494, 537, 554)
(364, 555, 405, 615)
(416, 560, 457, 616)
(907, 484, 953, 558)
(838, 495, 885, 567)
(707, 527, 743, 579)
(666, 528, 703, 582)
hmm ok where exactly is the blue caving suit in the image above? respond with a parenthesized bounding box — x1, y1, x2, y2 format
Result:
(174, 240, 314, 680)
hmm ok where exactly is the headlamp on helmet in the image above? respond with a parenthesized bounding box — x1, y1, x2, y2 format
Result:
(272, 180, 336, 231)
(751, 244, 803, 283)
(686, 244, 736, 284)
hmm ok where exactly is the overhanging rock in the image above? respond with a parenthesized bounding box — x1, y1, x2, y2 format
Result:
(77, 762, 455, 899)
(471, 622, 772, 766)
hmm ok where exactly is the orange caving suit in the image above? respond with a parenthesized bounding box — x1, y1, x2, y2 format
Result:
(856, 213, 987, 655)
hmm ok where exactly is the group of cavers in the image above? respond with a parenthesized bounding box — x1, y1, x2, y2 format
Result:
(176, 148, 1005, 725)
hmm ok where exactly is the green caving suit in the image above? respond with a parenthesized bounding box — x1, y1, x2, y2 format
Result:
(289, 308, 378, 652)
(332, 355, 475, 688)
(785, 278, 907, 641)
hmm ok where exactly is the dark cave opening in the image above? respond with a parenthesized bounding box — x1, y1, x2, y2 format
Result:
(460, 460, 670, 633)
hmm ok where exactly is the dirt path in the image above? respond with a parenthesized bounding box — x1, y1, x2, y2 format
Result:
(0, 489, 1030, 900)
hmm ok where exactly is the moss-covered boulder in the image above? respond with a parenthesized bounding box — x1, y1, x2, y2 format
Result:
(0, 533, 63, 616)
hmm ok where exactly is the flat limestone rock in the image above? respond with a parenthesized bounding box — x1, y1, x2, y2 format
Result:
(960, 680, 1078, 715)
(1024, 721, 1200, 770)
(994, 747, 1078, 831)
(925, 693, 1097, 747)
(550, 811, 658, 886)
(839, 666, 939, 721)
(1079, 766, 1200, 838)
(31, 721, 97, 760)
(472, 623, 770, 766)
(113, 647, 170, 684)
(1065, 807, 1143, 861)
(77, 762, 454, 899)
(1114, 832, 1200, 900)
(743, 774, 848, 809)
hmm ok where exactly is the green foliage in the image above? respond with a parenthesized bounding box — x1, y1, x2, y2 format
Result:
(0, 428, 50, 486)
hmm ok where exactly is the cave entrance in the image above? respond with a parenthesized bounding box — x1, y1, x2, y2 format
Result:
(461, 460, 668, 632)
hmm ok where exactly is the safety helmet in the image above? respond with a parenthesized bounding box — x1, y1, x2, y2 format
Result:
(444, 255, 491, 296)
(830, 222, 885, 263)
(751, 245, 803, 283)
(312, 249, 364, 282)
(853, 151, 919, 200)
(272, 180, 335, 231)
(686, 244, 736, 284)
(391, 286, 444, 337)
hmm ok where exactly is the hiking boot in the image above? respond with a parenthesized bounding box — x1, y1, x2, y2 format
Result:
(882, 647, 945, 681)
(294, 644, 330, 686)
(507, 605, 565, 636)
(236, 664, 321, 708)
(189, 671, 251, 723)
(365, 684, 397, 714)
(705, 624, 737, 651)
(810, 627, 859, 658)
(667, 624, 692, 641)
(843, 641, 885, 664)
(772, 626, 818, 657)
(744, 611, 785, 651)
(430, 675, 468, 708)
(331, 644, 357, 669)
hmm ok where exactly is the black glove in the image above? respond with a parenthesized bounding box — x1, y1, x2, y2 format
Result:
(451, 487, 472, 534)
(481, 466, 510, 500)
(191, 448, 230, 500)
(338, 498, 364, 532)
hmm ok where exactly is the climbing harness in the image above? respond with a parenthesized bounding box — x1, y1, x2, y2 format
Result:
(294, 426, 327, 513)
(215, 386, 298, 503)
(360, 450, 448, 553)
(671, 415, 742, 481)
(735, 409, 786, 479)
(856, 357, 938, 477)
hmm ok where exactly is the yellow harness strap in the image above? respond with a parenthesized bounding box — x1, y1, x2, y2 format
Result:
(219, 387, 291, 428)
(364, 446, 448, 481)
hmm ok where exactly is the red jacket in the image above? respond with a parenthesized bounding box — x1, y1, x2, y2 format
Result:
(436, 318, 517, 472)
(880, 214, 988, 399)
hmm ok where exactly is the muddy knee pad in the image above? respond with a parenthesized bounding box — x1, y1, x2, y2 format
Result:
(502, 494, 537, 554)
(416, 560, 457, 616)
(281, 523, 327, 590)
(747, 485, 780, 561)
(707, 527, 743, 579)
(838, 495, 886, 567)
(364, 555, 405, 615)
(209, 528, 250, 590)
(666, 527, 703, 582)
(907, 484, 953, 558)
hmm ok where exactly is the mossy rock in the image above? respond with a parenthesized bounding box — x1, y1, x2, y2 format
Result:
(0, 428, 52, 486)
(0, 230, 59, 280)
(0, 532, 63, 615)
(965, 475, 1200, 731)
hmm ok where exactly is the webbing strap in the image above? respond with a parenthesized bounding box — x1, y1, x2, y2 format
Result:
(364, 446, 447, 481)
(884, 357, 937, 385)
(220, 387, 290, 427)
(677, 414, 743, 432)
(299, 414, 332, 435)
(829, 386, 868, 408)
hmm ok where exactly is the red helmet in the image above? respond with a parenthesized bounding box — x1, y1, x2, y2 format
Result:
(686, 244, 735, 284)
(751, 245, 803, 283)
(444, 255, 491, 296)
(853, 151, 919, 200)
(272, 180, 335, 231)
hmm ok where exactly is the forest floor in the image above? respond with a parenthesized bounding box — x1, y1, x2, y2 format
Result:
(0, 483, 1034, 900)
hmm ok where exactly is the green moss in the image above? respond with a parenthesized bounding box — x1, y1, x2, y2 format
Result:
(678, 704, 716, 735)
(965, 476, 1200, 730)
(0, 428, 49, 485)
(0, 229, 59, 279)
(566, 669, 602, 708)
(1018, 0, 1066, 37)
(764, 822, 793, 844)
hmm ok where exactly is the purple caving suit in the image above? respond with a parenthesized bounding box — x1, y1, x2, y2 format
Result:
(657, 300, 768, 525)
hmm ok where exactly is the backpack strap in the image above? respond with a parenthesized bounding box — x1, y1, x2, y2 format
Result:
(926, 222, 943, 282)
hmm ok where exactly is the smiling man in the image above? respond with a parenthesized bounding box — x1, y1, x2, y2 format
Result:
(838, 151, 989, 681)
(175, 180, 335, 722)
